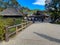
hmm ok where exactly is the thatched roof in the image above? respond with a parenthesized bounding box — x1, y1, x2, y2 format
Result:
(0, 8, 23, 16)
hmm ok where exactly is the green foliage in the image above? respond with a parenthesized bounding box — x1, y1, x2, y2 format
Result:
(9, 28, 16, 33)
(55, 22, 60, 24)
(5, 18, 15, 26)
(0, 7, 5, 12)
(45, 0, 60, 23)
(0, 0, 20, 10)
(0, 19, 5, 40)
(0, 18, 23, 40)
(0, 16, 3, 19)
(14, 18, 22, 25)
(0, 18, 15, 40)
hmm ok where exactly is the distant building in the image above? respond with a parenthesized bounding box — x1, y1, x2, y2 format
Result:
(0, 8, 23, 18)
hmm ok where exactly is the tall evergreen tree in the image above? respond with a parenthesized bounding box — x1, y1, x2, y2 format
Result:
(45, 0, 60, 22)
(0, 0, 20, 11)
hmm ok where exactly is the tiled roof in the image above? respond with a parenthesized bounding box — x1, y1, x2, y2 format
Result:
(0, 8, 23, 16)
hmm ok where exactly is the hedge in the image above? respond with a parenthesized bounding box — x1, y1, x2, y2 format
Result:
(0, 18, 23, 40)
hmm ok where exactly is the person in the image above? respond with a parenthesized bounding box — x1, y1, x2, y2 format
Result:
(31, 14, 35, 23)
(41, 14, 45, 22)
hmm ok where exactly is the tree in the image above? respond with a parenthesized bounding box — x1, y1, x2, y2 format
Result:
(0, 0, 5, 11)
(45, 0, 60, 22)
(0, 0, 20, 11)
(8, 0, 19, 8)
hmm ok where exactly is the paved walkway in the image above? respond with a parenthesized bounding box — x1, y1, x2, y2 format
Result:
(0, 22, 60, 45)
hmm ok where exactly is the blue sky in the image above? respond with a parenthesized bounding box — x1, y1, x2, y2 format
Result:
(17, 0, 46, 10)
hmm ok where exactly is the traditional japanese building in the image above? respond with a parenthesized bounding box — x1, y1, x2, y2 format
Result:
(0, 8, 23, 18)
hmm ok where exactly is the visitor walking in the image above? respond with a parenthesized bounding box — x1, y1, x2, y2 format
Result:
(40, 14, 45, 22)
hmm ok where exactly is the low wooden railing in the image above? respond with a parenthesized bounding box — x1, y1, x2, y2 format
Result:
(5, 21, 33, 41)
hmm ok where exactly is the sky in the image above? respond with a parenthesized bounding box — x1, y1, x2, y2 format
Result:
(17, 0, 46, 10)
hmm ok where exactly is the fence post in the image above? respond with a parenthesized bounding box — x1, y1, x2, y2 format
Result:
(21, 23, 24, 29)
(26, 21, 28, 27)
(16, 26, 18, 34)
(5, 26, 9, 41)
(26, 22, 27, 27)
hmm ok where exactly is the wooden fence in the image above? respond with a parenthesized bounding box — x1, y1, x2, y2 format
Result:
(5, 21, 33, 41)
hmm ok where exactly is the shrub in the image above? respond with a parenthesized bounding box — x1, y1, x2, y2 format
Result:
(55, 22, 60, 24)
(0, 20, 5, 40)
(15, 18, 22, 25)
(5, 18, 15, 26)
(0, 18, 15, 40)
(0, 18, 23, 40)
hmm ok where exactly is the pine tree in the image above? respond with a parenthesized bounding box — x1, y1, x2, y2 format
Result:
(45, 0, 60, 22)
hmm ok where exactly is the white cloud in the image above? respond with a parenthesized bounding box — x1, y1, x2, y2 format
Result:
(32, 0, 46, 5)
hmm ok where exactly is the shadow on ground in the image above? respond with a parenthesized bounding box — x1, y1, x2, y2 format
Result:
(34, 32, 60, 43)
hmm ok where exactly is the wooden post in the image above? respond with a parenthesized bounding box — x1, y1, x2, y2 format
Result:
(21, 23, 23, 29)
(25, 22, 27, 27)
(27, 21, 28, 27)
(25, 22, 26, 28)
(26, 21, 28, 27)
(16, 26, 18, 34)
(5, 26, 9, 41)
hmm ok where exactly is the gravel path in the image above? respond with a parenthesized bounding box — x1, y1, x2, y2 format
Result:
(0, 22, 60, 45)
